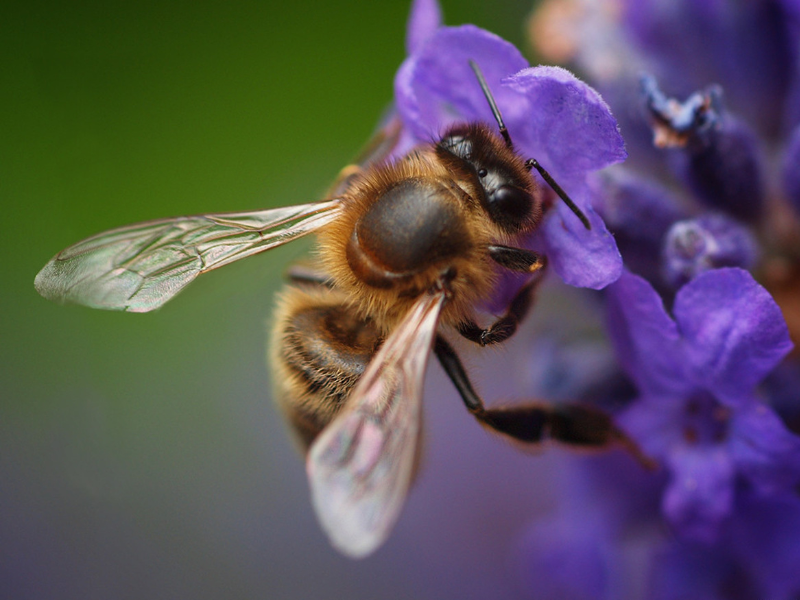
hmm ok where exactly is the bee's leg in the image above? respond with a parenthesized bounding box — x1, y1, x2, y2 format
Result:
(487, 245, 542, 273)
(286, 265, 334, 288)
(433, 335, 631, 450)
(434, 335, 484, 413)
(456, 272, 543, 346)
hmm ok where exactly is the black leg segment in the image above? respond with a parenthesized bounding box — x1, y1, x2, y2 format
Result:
(434, 335, 483, 412)
(487, 245, 542, 273)
(434, 334, 631, 450)
(457, 274, 542, 346)
(286, 265, 335, 288)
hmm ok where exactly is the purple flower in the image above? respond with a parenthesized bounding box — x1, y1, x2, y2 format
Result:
(607, 268, 799, 540)
(530, 0, 800, 301)
(518, 511, 621, 600)
(641, 77, 766, 223)
(595, 168, 686, 286)
(649, 491, 800, 600)
(661, 214, 759, 290)
(516, 451, 667, 600)
(396, 0, 627, 289)
(509, 2, 800, 598)
(518, 455, 800, 600)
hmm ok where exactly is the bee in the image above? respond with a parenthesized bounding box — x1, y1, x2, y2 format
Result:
(35, 62, 632, 558)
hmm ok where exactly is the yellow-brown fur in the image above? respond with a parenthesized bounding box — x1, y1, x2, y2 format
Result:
(316, 144, 525, 334)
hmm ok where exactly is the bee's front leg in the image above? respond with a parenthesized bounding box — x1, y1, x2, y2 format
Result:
(456, 267, 543, 346)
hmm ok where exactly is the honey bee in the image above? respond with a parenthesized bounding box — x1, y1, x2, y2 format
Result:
(35, 62, 631, 558)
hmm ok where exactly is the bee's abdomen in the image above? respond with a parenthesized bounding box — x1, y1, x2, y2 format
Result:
(346, 178, 471, 288)
(272, 289, 382, 450)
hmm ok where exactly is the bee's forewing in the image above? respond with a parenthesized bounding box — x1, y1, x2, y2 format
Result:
(34, 200, 342, 312)
(306, 290, 446, 558)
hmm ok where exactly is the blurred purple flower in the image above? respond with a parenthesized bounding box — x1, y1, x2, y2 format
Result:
(516, 451, 666, 600)
(649, 490, 800, 600)
(607, 268, 799, 540)
(396, 0, 627, 289)
(518, 1, 800, 597)
(530, 0, 800, 299)
(518, 512, 620, 600)
(521, 458, 800, 600)
(595, 169, 686, 287)
(661, 213, 759, 290)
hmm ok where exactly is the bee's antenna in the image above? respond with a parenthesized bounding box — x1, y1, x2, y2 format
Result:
(469, 60, 513, 148)
(525, 159, 592, 230)
(469, 60, 592, 231)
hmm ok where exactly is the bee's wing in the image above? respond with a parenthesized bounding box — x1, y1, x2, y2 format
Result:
(34, 200, 342, 312)
(306, 289, 446, 558)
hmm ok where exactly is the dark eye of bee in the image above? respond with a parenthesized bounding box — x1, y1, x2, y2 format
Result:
(438, 127, 535, 233)
(486, 184, 532, 230)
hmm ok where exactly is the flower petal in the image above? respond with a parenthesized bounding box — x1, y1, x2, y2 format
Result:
(661, 214, 759, 290)
(730, 492, 800, 600)
(663, 445, 735, 542)
(672, 115, 766, 223)
(649, 541, 740, 600)
(395, 25, 529, 141)
(596, 168, 686, 283)
(616, 395, 684, 460)
(394, 57, 439, 142)
(503, 66, 627, 180)
(783, 124, 800, 215)
(673, 268, 793, 405)
(405, 0, 442, 55)
(729, 402, 800, 494)
(540, 195, 622, 289)
(605, 270, 687, 396)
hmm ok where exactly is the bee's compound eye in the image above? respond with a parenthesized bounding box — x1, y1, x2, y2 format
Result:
(488, 185, 532, 229)
(440, 135, 472, 160)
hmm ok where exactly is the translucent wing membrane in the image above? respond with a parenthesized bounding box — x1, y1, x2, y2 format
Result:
(306, 290, 446, 558)
(34, 200, 342, 312)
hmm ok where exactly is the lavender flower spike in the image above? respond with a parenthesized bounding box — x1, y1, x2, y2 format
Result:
(608, 268, 800, 541)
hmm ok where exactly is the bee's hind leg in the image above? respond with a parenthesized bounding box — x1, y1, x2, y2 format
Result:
(286, 265, 335, 288)
(433, 335, 632, 451)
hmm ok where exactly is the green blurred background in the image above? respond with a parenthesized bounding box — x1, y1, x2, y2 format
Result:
(1, 1, 555, 598)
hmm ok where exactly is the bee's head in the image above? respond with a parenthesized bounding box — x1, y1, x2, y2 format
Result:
(456, 60, 592, 229)
(437, 123, 541, 234)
